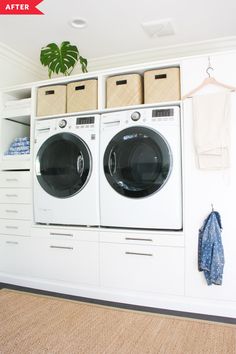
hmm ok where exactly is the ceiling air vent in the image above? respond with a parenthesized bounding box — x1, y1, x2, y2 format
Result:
(142, 19, 175, 38)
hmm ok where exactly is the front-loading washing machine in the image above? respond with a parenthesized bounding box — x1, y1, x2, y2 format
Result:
(33, 115, 99, 226)
(100, 106, 182, 230)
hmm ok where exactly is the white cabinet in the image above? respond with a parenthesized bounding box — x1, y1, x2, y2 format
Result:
(0, 219, 31, 236)
(0, 171, 31, 188)
(0, 188, 31, 204)
(0, 171, 32, 239)
(100, 242, 184, 296)
(0, 236, 34, 276)
(32, 238, 99, 286)
(31, 226, 99, 242)
(0, 204, 32, 220)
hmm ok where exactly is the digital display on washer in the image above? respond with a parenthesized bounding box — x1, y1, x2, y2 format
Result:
(152, 109, 174, 117)
(76, 117, 95, 125)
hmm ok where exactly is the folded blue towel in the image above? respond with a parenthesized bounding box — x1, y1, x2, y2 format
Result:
(4, 137, 30, 156)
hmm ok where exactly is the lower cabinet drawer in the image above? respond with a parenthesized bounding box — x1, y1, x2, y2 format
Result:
(0, 171, 31, 188)
(100, 243, 185, 296)
(0, 188, 31, 204)
(0, 236, 34, 276)
(0, 219, 31, 236)
(32, 239, 99, 286)
(0, 204, 32, 220)
(31, 227, 99, 242)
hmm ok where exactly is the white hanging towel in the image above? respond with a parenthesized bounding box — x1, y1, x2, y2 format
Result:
(192, 92, 231, 170)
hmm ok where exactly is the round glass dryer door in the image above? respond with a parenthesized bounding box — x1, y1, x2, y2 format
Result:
(103, 127, 172, 198)
(36, 133, 91, 198)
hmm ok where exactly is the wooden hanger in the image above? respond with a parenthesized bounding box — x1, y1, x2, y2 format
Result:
(182, 58, 236, 100)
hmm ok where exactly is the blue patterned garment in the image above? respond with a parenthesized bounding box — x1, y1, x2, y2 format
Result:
(198, 211, 225, 285)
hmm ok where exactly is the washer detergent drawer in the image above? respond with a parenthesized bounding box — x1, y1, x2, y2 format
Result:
(0, 204, 32, 220)
(0, 188, 31, 204)
(0, 219, 31, 236)
(0, 171, 31, 188)
(32, 239, 99, 285)
(100, 243, 184, 296)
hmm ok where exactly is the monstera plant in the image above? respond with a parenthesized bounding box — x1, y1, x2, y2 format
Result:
(40, 41, 88, 78)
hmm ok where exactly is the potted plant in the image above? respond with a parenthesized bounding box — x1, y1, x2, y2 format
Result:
(40, 41, 88, 78)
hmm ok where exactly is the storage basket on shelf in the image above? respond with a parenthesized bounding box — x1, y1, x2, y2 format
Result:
(36, 85, 67, 117)
(106, 74, 143, 108)
(144, 67, 180, 103)
(67, 79, 98, 113)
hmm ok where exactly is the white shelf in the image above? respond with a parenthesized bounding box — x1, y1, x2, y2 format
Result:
(34, 101, 182, 120)
(2, 108, 31, 120)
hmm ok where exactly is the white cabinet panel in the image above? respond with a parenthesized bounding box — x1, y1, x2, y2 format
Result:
(0, 171, 31, 188)
(0, 204, 32, 220)
(32, 239, 99, 286)
(0, 188, 31, 204)
(0, 236, 34, 276)
(0, 219, 31, 236)
(101, 243, 184, 296)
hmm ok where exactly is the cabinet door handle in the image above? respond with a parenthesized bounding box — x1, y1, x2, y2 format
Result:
(5, 209, 18, 214)
(5, 194, 18, 198)
(6, 178, 18, 182)
(49, 232, 73, 237)
(50, 245, 74, 250)
(5, 225, 19, 230)
(125, 237, 153, 242)
(6, 241, 19, 245)
(125, 251, 153, 257)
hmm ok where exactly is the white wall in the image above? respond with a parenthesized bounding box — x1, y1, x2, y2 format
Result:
(181, 52, 236, 304)
(0, 42, 44, 87)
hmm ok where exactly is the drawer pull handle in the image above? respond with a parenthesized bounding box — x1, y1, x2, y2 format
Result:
(49, 232, 73, 237)
(5, 226, 19, 230)
(125, 252, 153, 257)
(5, 210, 18, 213)
(50, 245, 74, 250)
(6, 241, 19, 245)
(6, 194, 18, 197)
(125, 237, 153, 242)
(6, 178, 18, 182)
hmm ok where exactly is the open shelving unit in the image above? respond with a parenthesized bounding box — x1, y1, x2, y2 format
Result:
(0, 86, 32, 170)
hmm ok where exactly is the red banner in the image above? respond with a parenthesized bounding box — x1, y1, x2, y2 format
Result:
(0, 0, 44, 15)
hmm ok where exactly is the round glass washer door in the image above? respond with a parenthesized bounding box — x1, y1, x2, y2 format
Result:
(103, 126, 172, 198)
(36, 132, 91, 198)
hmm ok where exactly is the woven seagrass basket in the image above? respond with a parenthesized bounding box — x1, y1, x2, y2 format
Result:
(144, 67, 180, 103)
(37, 85, 67, 117)
(67, 79, 98, 113)
(106, 74, 143, 108)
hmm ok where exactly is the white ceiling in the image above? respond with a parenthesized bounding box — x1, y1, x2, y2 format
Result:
(0, 0, 236, 64)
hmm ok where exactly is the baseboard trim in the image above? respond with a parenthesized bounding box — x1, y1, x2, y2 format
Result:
(1, 282, 235, 325)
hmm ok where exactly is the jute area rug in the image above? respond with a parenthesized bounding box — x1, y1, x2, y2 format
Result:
(0, 289, 235, 354)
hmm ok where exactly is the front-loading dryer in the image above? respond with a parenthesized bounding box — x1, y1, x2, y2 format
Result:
(33, 115, 99, 226)
(100, 106, 182, 230)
